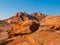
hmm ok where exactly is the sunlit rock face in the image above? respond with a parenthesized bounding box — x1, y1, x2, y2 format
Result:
(0, 12, 46, 32)
(40, 16, 60, 26)
(8, 20, 40, 38)
(1, 12, 60, 45)
(40, 16, 60, 31)
(0, 12, 46, 38)
(6, 29, 60, 45)
(4, 12, 47, 24)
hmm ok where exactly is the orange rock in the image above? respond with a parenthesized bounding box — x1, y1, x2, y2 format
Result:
(1, 12, 60, 45)
(8, 20, 39, 37)
(40, 16, 60, 31)
(27, 29, 60, 45)
(40, 16, 60, 25)
(44, 37, 60, 45)
(6, 36, 31, 45)
(4, 12, 46, 24)
(0, 32, 8, 41)
(7, 29, 60, 45)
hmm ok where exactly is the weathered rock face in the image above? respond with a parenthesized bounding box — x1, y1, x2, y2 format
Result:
(8, 20, 39, 37)
(0, 32, 8, 41)
(6, 36, 31, 45)
(40, 16, 60, 31)
(0, 12, 46, 33)
(4, 12, 47, 24)
(0, 12, 46, 44)
(1, 12, 60, 45)
(6, 16, 60, 45)
(31, 12, 46, 21)
(6, 29, 60, 45)
(40, 16, 60, 25)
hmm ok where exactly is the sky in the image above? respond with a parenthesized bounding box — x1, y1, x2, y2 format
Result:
(0, 0, 60, 20)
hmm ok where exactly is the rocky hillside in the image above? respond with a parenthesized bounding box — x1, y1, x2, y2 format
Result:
(4, 12, 46, 24)
(0, 12, 46, 32)
(0, 12, 60, 45)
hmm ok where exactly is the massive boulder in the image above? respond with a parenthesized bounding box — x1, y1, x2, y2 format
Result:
(8, 20, 39, 37)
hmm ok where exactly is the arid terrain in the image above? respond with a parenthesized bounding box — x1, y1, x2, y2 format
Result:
(0, 12, 60, 45)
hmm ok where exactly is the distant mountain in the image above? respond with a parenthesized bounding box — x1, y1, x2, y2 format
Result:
(4, 12, 47, 24)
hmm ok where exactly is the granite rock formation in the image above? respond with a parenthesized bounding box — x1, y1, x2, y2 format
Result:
(0, 12, 60, 45)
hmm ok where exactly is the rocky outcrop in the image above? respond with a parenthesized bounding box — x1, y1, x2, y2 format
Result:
(30, 12, 46, 21)
(6, 16, 60, 45)
(0, 12, 46, 42)
(1, 12, 60, 45)
(0, 12, 46, 32)
(40, 16, 60, 30)
(8, 20, 39, 38)
(4, 12, 47, 24)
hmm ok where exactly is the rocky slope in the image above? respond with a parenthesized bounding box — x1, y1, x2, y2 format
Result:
(0, 12, 60, 45)
(0, 12, 46, 33)
(4, 12, 46, 24)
